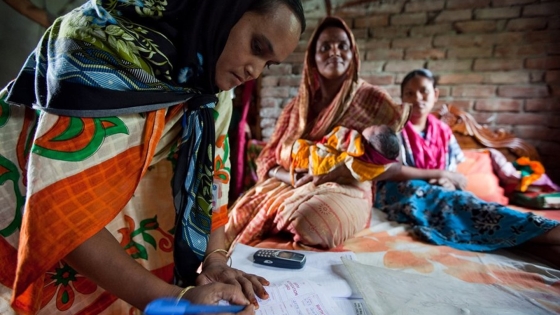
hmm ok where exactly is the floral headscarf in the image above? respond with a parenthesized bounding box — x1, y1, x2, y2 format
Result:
(5, 0, 257, 116)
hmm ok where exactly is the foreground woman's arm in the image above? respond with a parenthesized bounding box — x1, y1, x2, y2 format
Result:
(64, 228, 252, 311)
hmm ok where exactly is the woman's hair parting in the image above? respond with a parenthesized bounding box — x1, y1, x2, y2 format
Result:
(249, 0, 306, 34)
(400, 68, 437, 96)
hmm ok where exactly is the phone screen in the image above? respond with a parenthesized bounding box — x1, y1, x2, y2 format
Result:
(277, 251, 295, 259)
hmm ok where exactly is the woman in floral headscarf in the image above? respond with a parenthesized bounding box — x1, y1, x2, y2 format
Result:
(0, 0, 305, 313)
(225, 16, 410, 249)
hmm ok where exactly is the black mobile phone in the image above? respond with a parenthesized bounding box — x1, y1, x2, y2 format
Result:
(253, 249, 306, 269)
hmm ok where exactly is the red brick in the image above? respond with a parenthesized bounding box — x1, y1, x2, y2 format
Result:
(362, 74, 396, 85)
(365, 49, 404, 60)
(474, 99, 523, 111)
(549, 16, 560, 29)
(385, 60, 426, 72)
(506, 18, 547, 31)
(446, 0, 491, 9)
(370, 26, 409, 39)
(550, 44, 560, 54)
(392, 37, 433, 49)
(261, 76, 279, 87)
(514, 126, 560, 141)
(391, 13, 428, 26)
(495, 113, 560, 127)
(484, 71, 531, 84)
(260, 97, 280, 109)
(261, 87, 290, 98)
(438, 73, 484, 84)
(434, 32, 523, 47)
(526, 56, 560, 69)
(497, 85, 549, 98)
(294, 40, 309, 53)
(536, 141, 560, 157)
(283, 52, 305, 63)
(405, 48, 446, 60)
(494, 43, 548, 57)
(525, 98, 560, 111)
(471, 112, 497, 124)
(354, 15, 390, 28)
(545, 70, 560, 83)
(474, 58, 524, 71)
(436, 86, 451, 97)
(367, 2, 406, 14)
(262, 64, 292, 76)
(448, 47, 493, 59)
(350, 29, 366, 40)
(452, 85, 497, 97)
(530, 71, 545, 83)
(436, 99, 473, 110)
(523, 30, 560, 44)
(360, 61, 386, 73)
(405, 0, 445, 12)
(278, 75, 302, 87)
(523, 3, 560, 16)
(260, 117, 277, 130)
(454, 21, 498, 33)
(475, 7, 520, 20)
(492, 0, 538, 6)
(260, 106, 283, 118)
(362, 39, 391, 50)
(428, 60, 473, 72)
(379, 85, 401, 97)
(409, 24, 455, 36)
(435, 9, 472, 23)
(551, 83, 560, 97)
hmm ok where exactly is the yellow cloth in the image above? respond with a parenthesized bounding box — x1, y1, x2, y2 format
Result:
(291, 126, 387, 183)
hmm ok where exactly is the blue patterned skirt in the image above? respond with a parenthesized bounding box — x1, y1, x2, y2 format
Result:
(374, 180, 559, 251)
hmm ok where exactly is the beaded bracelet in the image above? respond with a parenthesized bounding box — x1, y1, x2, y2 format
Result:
(177, 286, 195, 301)
(203, 248, 232, 267)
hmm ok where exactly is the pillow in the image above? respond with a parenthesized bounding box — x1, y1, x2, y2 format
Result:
(456, 150, 509, 205)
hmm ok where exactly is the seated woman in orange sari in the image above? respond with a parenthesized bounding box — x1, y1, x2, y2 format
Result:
(225, 16, 409, 249)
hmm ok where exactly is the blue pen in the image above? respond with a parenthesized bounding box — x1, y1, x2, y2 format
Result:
(144, 298, 245, 315)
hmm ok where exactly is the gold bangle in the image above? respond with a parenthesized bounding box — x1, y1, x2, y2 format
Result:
(203, 248, 232, 267)
(177, 286, 195, 301)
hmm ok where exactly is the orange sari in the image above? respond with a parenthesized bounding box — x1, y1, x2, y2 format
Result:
(0, 91, 232, 314)
(225, 16, 409, 249)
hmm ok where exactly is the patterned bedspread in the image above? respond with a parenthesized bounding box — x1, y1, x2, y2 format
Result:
(251, 207, 560, 313)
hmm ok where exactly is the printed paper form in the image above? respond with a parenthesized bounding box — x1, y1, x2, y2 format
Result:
(255, 278, 343, 315)
(230, 243, 360, 298)
(341, 258, 557, 315)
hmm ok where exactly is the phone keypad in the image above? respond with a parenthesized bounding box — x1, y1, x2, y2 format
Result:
(256, 250, 275, 257)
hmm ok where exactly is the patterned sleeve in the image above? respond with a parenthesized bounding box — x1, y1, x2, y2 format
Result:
(447, 134, 465, 172)
(211, 90, 232, 231)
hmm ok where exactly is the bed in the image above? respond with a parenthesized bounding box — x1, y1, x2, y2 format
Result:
(234, 104, 560, 314)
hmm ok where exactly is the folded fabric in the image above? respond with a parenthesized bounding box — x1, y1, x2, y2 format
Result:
(456, 150, 508, 205)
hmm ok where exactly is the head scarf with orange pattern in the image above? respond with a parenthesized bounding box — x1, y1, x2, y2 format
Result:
(256, 16, 409, 181)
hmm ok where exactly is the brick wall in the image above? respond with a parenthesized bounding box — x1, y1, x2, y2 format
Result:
(258, 0, 560, 183)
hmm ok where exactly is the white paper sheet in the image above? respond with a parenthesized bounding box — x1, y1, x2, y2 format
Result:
(230, 243, 359, 298)
(342, 258, 557, 315)
(254, 278, 343, 315)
